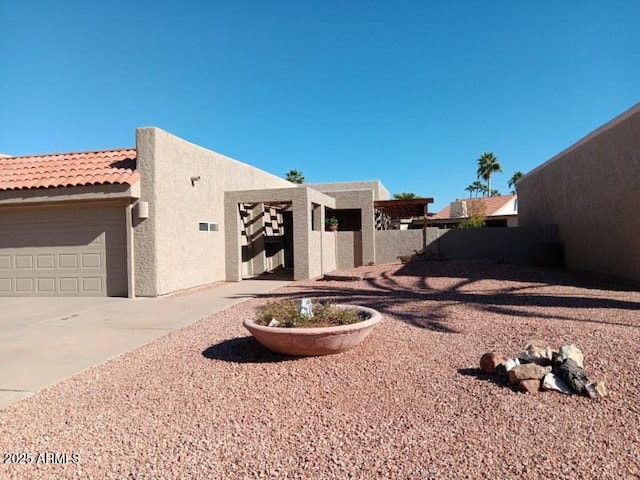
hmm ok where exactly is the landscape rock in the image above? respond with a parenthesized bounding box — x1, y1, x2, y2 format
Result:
(267, 319, 280, 327)
(504, 358, 521, 372)
(541, 373, 572, 394)
(518, 379, 540, 395)
(480, 352, 509, 374)
(522, 339, 556, 365)
(507, 363, 552, 385)
(594, 380, 609, 398)
(556, 358, 590, 395)
(557, 344, 584, 368)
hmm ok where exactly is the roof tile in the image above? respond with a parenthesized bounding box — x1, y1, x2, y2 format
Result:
(0, 148, 139, 191)
(432, 195, 517, 219)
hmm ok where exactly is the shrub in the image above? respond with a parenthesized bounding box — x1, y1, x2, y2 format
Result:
(256, 299, 365, 328)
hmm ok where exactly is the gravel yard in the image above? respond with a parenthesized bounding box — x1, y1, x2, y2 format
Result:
(1, 260, 639, 479)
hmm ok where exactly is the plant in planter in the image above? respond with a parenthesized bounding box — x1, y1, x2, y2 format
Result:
(325, 216, 339, 231)
(243, 299, 382, 356)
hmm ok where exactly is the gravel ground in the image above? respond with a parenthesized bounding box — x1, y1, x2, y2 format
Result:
(1, 260, 639, 479)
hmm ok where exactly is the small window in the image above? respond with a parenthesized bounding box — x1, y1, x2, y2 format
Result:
(209, 223, 219, 232)
(199, 222, 209, 232)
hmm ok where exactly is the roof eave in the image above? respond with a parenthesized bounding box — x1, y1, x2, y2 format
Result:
(0, 182, 141, 207)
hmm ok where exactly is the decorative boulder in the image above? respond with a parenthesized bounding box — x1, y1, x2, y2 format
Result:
(594, 381, 609, 399)
(541, 373, 572, 394)
(522, 339, 556, 365)
(504, 358, 521, 372)
(480, 352, 509, 374)
(556, 358, 590, 395)
(518, 379, 541, 395)
(557, 344, 585, 368)
(507, 363, 552, 386)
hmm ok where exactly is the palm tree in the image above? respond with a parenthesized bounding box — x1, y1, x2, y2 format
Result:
(464, 184, 476, 197)
(508, 171, 523, 194)
(285, 169, 305, 184)
(464, 181, 488, 198)
(393, 192, 419, 200)
(476, 152, 502, 194)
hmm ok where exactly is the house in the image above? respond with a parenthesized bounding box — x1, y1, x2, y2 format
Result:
(428, 195, 518, 229)
(518, 102, 640, 284)
(0, 127, 432, 297)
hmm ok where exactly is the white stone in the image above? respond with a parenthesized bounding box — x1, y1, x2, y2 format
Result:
(541, 373, 572, 394)
(505, 358, 520, 371)
(267, 318, 280, 327)
(558, 344, 585, 368)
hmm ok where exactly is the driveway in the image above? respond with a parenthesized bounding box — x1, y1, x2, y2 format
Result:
(0, 278, 290, 407)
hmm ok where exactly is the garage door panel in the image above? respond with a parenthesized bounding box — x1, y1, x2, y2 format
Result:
(15, 278, 35, 292)
(36, 254, 56, 269)
(0, 278, 11, 292)
(37, 277, 56, 292)
(0, 205, 127, 297)
(83, 277, 103, 293)
(15, 255, 33, 269)
(81, 253, 102, 269)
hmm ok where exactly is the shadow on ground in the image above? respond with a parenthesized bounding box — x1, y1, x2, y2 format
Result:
(457, 367, 511, 389)
(202, 337, 300, 364)
(257, 260, 640, 334)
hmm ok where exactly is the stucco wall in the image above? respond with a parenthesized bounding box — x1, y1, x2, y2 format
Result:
(322, 189, 376, 266)
(336, 231, 363, 268)
(309, 181, 390, 201)
(375, 226, 559, 264)
(134, 127, 293, 296)
(308, 232, 322, 278)
(375, 230, 425, 264)
(322, 232, 337, 274)
(518, 103, 640, 283)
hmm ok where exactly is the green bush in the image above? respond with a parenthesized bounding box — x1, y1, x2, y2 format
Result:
(256, 299, 364, 328)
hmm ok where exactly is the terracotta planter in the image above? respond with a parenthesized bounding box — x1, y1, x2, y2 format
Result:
(243, 305, 382, 356)
(327, 224, 338, 231)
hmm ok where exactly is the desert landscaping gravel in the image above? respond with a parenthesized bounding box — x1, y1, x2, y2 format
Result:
(1, 260, 639, 479)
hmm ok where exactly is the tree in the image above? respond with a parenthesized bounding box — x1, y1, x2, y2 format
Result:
(285, 169, 305, 184)
(393, 192, 418, 200)
(476, 152, 502, 195)
(465, 180, 488, 198)
(457, 199, 486, 229)
(489, 189, 501, 197)
(508, 171, 523, 194)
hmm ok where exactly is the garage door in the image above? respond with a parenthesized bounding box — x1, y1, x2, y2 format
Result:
(0, 204, 128, 296)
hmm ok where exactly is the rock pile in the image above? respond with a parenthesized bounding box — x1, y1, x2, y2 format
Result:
(479, 340, 608, 399)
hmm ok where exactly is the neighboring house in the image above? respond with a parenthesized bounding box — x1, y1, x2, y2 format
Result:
(0, 127, 431, 297)
(429, 195, 518, 228)
(518, 102, 640, 284)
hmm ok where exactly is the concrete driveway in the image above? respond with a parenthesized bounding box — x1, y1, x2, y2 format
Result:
(0, 277, 291, 408)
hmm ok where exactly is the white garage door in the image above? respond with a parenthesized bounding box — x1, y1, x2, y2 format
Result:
(0, 204, 128, 296)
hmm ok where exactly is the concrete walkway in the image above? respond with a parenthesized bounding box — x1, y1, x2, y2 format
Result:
(0, 277, 291, 408)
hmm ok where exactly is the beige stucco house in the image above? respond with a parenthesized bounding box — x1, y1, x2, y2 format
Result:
(430, 195, 518, 229)
(518, 102, 640, 284)
(0, 127, 428, 297)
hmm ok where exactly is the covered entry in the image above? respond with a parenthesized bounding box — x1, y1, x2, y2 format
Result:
(225, 187, 337, 281)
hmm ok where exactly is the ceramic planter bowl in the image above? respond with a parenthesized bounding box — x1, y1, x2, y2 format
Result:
(243, 305, 382, 356)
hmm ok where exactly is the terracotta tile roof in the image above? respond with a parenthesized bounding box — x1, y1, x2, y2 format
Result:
(0, 148, 139, 191)
(432, 195, 517, 219)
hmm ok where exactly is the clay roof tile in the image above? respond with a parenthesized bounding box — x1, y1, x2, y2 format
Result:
(0, 148, 138, 191)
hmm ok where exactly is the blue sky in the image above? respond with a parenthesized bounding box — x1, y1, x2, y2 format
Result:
(1, 1, 638, 210)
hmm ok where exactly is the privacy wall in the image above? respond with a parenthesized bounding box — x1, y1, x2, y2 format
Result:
(518, 104, 640, 284)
